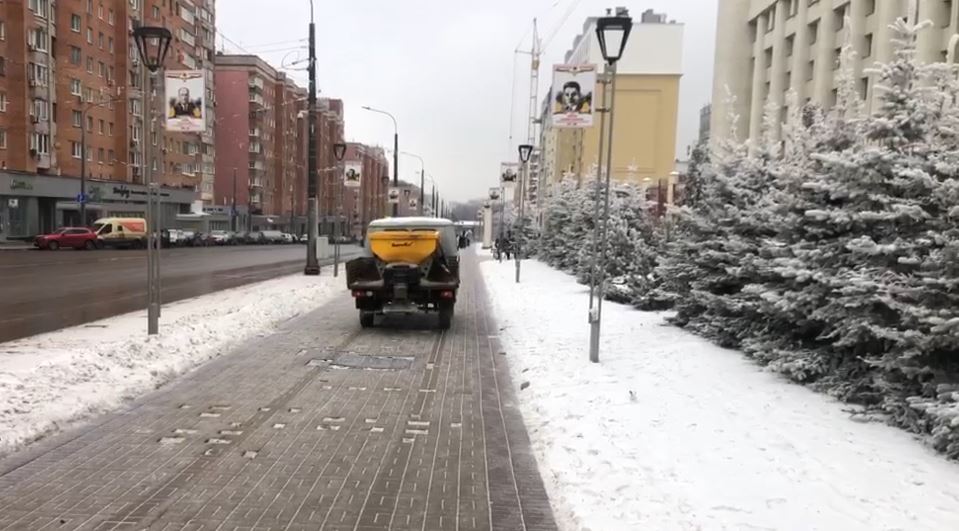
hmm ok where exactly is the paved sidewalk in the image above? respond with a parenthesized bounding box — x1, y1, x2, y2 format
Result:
(0, 251, 556, 531)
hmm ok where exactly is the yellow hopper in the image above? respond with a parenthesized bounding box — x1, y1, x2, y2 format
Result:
(368, 230, 440, 264)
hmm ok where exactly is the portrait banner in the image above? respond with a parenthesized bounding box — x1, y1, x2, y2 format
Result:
(500, 163, 518, 187)
(344, 162, 362, 188)
(488, 187, 501, 200)
(388, 187, 400, 204)
(165, 70, 206, 132)
(551, 64, 596, 128)
(409, 198, 418, 209)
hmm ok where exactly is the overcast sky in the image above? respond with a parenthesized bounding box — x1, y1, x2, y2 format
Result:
(216, 0, 718, 202)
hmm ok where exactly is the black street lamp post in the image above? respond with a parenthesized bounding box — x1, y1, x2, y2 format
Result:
(304, 0, 321, 275)
(132, 25, 172, 336)
(516, 144, 533, 283)
(332, 142, 346, 277)
(587, 8, 633, 363)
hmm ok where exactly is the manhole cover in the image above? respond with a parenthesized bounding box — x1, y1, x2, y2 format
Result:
(331, 353, 413, 371)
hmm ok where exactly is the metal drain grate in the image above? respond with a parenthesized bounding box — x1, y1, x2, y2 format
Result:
(331, 353, 413, 371)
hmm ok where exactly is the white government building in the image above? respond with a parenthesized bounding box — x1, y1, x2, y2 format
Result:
(711, 0, 959, 144)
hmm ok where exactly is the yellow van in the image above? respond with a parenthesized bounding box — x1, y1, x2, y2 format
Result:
(93, 217, 148, 249)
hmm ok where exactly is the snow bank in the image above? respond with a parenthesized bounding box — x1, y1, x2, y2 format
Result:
(0, 274, 338, 457)
(481, 259, 959, 531)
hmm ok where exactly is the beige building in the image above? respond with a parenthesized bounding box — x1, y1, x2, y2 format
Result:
(540, 9, 684, 201)
(711, 0, 958, 144)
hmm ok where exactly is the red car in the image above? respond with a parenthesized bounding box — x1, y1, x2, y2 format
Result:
(34, 227, 101, 250)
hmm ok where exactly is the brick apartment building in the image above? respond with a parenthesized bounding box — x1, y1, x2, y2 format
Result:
(343, 142, 388, 237)
(0, 0, 215, 242)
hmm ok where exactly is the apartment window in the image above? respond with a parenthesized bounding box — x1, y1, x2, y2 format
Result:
(0, 129, 6, 149)
(108, 37, 114, 53)
(84, 88, 93, 103)
(860, 76, 869, 99)
(70, 46, 82, 65)
(31, 99, 47, 121)
(98, 61, 106, 77)
(99, 119, 105, 134)
(765, 6, 776, 33)
(108, 149, 115, 164)
(152, 6, 160, 18)
(835, 7, 846, 31)
(72, 110, 82, 127)
(788, 0, 799, 17)
(71, 142, 82, 158)
(98, 32, 104, 49)
(0, 58, 5, 76)
(87, 27, 93, 44)
(785, 35, 795, 57)
(108, 122, 114, 136)
(98, 148, 104, 162)
(865, 0, 876, 16)
(151, 131, 158, 146)
(98, 4, 103, 19)
(86, 0, 93, 14)
(28, 0, 50, 19)
(947, 1, 954, 28)
(86, 116, 93, 132)
(87, 147, 92, 162)
(108, 9, 115, 25)
(764, 47, 773, 68)
(808, 20, 819, 44)
(86, 56, 94, 73)
(830, 88, 839, 107)
(0, 92, 5, 112)
(834, 47, 842, 69)
(29, 63, 48, 86)
(30, 27, 48, 51)
(71, 14, 81, 32)
(864, 33, 874, 58)
(0, 21, 5, 41)
(807, 60, 815, 80)
(30, 133, 50, 155)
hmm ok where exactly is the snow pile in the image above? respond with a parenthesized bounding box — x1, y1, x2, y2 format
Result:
(0, 273, 339, 457)
(481, 259, 959, 531)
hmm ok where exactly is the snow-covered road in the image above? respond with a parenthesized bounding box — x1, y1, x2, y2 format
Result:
(481, 258, 959, 531)
(0, 273, 339, 458)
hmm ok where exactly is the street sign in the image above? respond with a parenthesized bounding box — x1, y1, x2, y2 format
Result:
(76, 193, 88, 204)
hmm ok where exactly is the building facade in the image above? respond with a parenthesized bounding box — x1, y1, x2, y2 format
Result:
(539, 9, 684, 202)
(711, 0, 956, 144)
(344, 142, 388, 237)
(0, 0, 215, 241)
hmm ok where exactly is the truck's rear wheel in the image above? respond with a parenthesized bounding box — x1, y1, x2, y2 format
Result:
(438, 305, 453, 330)
(360, 311, 375, 328)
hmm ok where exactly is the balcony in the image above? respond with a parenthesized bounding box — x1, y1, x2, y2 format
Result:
(249, 92, 265, 107)
(249, 76, 264, 91)
(249, 128, 261, 138)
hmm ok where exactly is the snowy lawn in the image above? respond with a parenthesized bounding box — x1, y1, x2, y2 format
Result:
(481, 258, 959, 531)
(0, 273, 339, 458)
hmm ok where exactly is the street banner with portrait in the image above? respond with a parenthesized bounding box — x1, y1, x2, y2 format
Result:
(488, 187, 501, 200)
(551, 64, 596, 128)
(165, 70, 206, 132)
(500, 163, 518, 187)
(388, 187, 400, 204)
(344, 162, 362, 188)
(409, 198, 418, 209)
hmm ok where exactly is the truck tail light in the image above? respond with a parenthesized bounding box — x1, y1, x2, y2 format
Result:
(440, 290, 454, 299)
(352, 290, 373, 298)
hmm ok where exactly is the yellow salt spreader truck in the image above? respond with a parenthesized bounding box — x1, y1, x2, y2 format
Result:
(346, 217, 461, 329)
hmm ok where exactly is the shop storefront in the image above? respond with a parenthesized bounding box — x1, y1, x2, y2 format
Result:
(0, 172, 198, 241)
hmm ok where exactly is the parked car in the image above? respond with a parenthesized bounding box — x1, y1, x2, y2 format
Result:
(34, 227, 100, 250)
(242, 231, 266, 245)
(210, 230, 234, 245)
(161, 228, 187, 248)
(280, 232, 295, 244)
(260, 230, 286, 244)
(299, 234, 308, 244)
(190, 232, 217, 247)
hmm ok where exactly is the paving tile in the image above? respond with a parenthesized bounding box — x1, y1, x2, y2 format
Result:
(0, 253, 556, 530)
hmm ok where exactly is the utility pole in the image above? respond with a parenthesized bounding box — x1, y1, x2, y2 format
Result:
(231, 167, 237, 231)
(304, 0, 320, 275)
